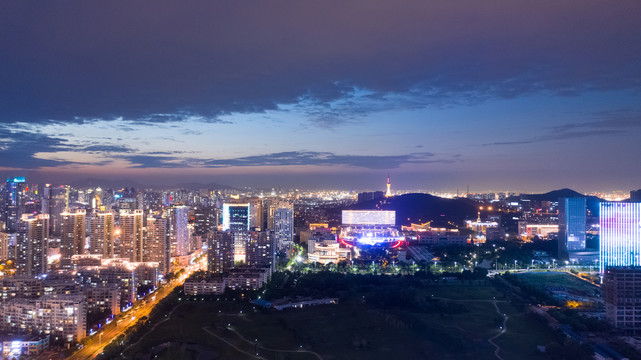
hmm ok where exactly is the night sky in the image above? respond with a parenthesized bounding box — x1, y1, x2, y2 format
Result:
(1, 1, 640, 191)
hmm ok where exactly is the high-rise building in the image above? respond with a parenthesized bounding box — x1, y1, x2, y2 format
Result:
(603, 267, 641, 333)
(60, 209, 86, 269)
(266, 200, 292, 231)
(3, 177, 26, 233)
(246, 230, 275, 270)
(274, 207, 294, 251)
(41, 184, 69, 235)
(600, 202, 641, 273)
(172, 205, 190, 256)
(0, 232, 10, 260)
(16, 214, 49, 277)
(558, 197, 586, 258)
(193, 206, 217, 236)
(119, 209, 143, 262)
(207, 231, 233, 274)
(89, 212, 115, 258)
(248, 198, 263, 229)
(146, 215, 170, 274)
(222, 203, 250, 232)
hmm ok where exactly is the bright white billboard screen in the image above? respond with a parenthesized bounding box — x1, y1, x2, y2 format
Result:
(342, 210, 395, 226)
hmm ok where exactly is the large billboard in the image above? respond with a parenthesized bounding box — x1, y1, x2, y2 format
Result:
(342, 210, 395, 226)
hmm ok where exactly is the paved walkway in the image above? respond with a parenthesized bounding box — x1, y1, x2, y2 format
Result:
(487, 301, 508, 360)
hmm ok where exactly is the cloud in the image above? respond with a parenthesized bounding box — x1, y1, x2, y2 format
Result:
(0, 0, 639, 125)
(0, 128, 75, 168)
(201, 151, 459, 169)
(481, 108, 641, 146)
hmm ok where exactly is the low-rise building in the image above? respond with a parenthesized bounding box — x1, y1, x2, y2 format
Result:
(184, 276, 225, 295)
(0, 295, 87, 342)
(0, 334, 49, 357)
(224, 266, 270, 290)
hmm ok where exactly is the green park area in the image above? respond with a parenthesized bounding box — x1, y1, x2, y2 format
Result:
(512, 271, 600, 298)
(109, 273, 562, 360)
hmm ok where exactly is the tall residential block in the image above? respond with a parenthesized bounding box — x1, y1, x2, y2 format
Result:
(16, 214, 49, 276)
(207, 231, 233, 274)
(246, 230, 275, 270)
(41, 184, 69, 235)
(89, 212, 115, 258)
(119, 209, 143, 262)
(60, 209, 86, 269)
(172, 205, 190, 256)
(146, 215, 170, 274)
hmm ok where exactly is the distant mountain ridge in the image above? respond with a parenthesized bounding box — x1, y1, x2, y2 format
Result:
(509, 188, 606, 216)
(345, 193, 478, 227)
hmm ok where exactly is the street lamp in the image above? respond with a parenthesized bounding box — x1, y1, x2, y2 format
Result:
(514, 260, 517, 271)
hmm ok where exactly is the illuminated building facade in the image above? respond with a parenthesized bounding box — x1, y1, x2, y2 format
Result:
(600, 202, 641, 273)
(517, 222, 558, 239)
(222, 203, 250, 232)
(0, 334, 49, 357)
(60, 209, 86, 269)
(385, 175, 392, 197)
(274, 207, 294, 251)
(3, 177, 26, 233)
(16, 214, 49, 277)
(559, 197, 586, 258)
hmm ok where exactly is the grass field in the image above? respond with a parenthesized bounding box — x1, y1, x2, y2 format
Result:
(514, 272, 600, 297)
(120, 284, 560, 360)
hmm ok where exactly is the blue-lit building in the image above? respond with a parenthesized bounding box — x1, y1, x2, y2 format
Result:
(3, 177, 26, 233)
(600, 202, 641, 273)
(558, 197, 586, 259)
(222, 203, 250, 232)
(274, 207, 294, 251)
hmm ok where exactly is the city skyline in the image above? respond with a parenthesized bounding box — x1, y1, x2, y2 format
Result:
(1, 1, 640, 191)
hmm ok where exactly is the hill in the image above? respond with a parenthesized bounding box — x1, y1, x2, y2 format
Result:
(508, 188, 605, 216)
(344, 193, 478, 227)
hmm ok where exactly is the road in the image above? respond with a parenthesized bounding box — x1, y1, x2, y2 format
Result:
(67, 257, 205, 359)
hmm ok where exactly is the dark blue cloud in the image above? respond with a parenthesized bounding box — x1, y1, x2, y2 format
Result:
(0, 1, 639, 125)
(480, 108, 641, 146)
(0, 129, 74, 168)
